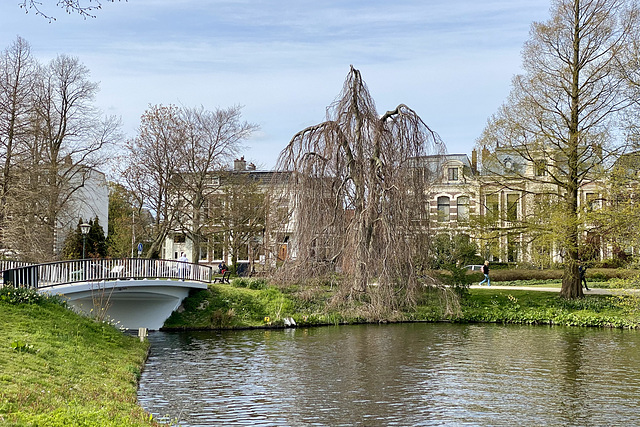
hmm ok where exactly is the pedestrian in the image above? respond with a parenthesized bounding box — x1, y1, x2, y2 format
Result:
(178, 252, 189, 280)
(579, 264, 589, 291)
(479, 260, 491, 286)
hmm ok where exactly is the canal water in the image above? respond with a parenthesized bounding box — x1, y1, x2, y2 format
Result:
(138, 323, 640, 426)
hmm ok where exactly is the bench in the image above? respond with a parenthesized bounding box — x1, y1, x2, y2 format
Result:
(213, 271, 231, 284)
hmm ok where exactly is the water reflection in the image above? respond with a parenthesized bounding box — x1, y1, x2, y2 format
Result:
(138, 324, 640, 426)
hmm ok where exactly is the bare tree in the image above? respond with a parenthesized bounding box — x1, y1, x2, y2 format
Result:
(0, 37, 37, 251)
(478, 0, 640, 298)
(120, 104, 185, 259)
(0, 47, 118, 261)
(175, 105, 257, 263)
(33, 55, 118, 259)
(120, 104, 256, 260)
(210, 171, 266, 270)
(18, 0, 124, 20)
(273, 66, 445, 312)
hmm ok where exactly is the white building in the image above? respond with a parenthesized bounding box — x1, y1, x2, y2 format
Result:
(54, 167, 109, 255)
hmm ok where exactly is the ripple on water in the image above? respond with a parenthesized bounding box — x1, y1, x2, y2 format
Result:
(139, 324, 640, 426)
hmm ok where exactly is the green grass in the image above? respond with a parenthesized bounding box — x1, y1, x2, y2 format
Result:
(460, 288, 640, 328)
(164, 278, 348, 329)
(165, 279, 640, 331)
(0, 288, 156, 426)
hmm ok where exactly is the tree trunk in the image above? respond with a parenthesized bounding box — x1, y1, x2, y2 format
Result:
(560, 10, 584, 299)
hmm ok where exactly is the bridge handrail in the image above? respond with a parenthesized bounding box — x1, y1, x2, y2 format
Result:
(0, 260, 33, 273)
(1, 258, 213, 289)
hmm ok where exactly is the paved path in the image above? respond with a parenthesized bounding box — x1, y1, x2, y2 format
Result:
(469, 285, 636, 295)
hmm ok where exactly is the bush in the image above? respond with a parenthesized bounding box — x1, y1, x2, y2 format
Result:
(231, 277, 269, 290)
(0, 287, 64, 306)
(490, 269, 563, 282)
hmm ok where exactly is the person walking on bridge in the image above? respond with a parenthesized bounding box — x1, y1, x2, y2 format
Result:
(178, 252, 189, 280)
(479, 260, 491, 286)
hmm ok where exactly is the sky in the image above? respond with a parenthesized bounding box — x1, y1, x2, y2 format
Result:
(0, 0, 552, 171)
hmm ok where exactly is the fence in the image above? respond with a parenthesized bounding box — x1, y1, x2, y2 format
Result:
(2, 258, 213, 289)
(0, 260, 32, 272)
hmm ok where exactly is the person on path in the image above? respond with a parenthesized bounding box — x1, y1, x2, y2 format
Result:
(579, 264, 589, 291)
(479, 260, 491, 286)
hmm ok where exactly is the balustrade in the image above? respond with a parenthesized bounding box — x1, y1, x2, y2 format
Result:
(1, 258, 213, 289)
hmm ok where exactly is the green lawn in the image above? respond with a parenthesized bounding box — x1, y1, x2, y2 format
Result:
(460, 288, 640, 328)
(164, 278, 640, 330)
(0, 288, 156, 426)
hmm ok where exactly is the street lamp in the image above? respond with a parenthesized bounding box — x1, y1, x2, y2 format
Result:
(80, 223, 91, 259)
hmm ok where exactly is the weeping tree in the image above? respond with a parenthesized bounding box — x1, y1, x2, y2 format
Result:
(272, 66, 446, 311)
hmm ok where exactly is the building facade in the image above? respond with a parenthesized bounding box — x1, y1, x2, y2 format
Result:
(162, 157, 292, 274)
(426, 150, 605, 265)
(168, 149, 617, 271)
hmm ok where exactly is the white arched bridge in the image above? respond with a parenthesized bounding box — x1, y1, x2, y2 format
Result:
(1, 258, 212, 330)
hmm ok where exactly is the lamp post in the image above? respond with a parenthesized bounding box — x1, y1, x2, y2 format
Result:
(80, 223, 91, 259)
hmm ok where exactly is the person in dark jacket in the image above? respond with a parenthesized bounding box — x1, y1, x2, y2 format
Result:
(479, 260, 491, 286)
(218, 261, 227, 274)
(579, 264, 589, 291)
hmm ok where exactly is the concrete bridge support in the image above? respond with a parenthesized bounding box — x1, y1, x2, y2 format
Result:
(41, 279, 208, 330)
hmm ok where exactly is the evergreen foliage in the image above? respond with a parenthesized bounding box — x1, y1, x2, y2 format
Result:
(62, 217, 107, 259)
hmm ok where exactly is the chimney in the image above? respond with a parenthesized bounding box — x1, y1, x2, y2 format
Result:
(481, 147, 491, 168)
(234, 156, 247, 171)
(471, 149, 478, 173)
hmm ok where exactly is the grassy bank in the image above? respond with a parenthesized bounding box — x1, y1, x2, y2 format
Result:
(164, 278, 640, 330)
(462, 288, 640, 328)
(0, 288, 155, 426)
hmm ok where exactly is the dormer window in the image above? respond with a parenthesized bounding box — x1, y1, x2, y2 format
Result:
(504, 156, 514, 171)
(447, 167, 459, 181)
(535, 160, 546, 176)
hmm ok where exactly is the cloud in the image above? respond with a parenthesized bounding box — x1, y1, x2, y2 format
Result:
(0, 0, 551, 168)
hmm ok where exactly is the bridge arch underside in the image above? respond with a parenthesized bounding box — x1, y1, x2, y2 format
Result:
(40, 280, 208, 330)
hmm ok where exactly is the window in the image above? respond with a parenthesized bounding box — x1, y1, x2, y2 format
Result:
(437, 196, 450, 222)
(586, 193, 598, 211)
(457, 196, 469, 222)
(506, 194, 519, 222)
(448, 167, 459, 181)
(173, 234, 186, 244)
(237, 244, 249, 261)
(535, 160, 546, 176)
(507, 234, 520, 262)
(212, 233, 224, 261)
(201, 198, 210, 220)
(485, 194, 499, 223)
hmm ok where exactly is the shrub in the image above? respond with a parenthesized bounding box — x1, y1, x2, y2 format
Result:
(490, 269, 563, 282)
(0, 287, 64, 306)
(231, 277, 268, 290)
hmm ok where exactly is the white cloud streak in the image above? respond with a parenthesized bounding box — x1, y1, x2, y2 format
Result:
(0, 0, 551, 168)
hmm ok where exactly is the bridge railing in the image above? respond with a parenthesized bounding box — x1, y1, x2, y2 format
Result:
(2, 258, 213, 289)
(0, 260, 32, 272)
